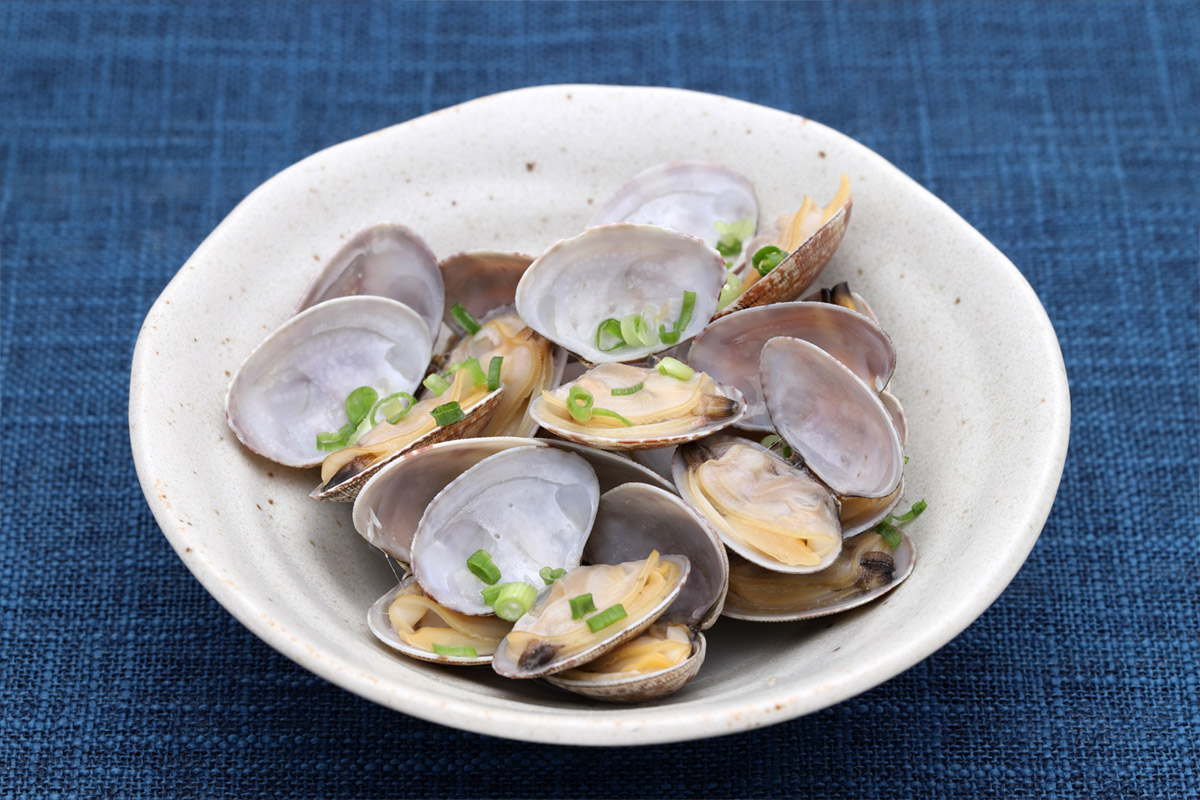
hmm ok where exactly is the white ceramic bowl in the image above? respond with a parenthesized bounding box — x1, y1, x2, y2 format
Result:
(129, 85, 1069, 746)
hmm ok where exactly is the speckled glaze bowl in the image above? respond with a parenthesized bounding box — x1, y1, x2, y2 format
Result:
(129, 85, 1069, 746)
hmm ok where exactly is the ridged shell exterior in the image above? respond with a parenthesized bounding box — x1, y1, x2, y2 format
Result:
(544, 631, 706, 703)
(715, 197, 852, 317)
(309, 387, 505, 503)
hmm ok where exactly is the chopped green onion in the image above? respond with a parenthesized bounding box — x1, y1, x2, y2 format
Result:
(569, 593, 596, 620)
(431, 401, 466, 427)
(620, 312, 656, 347)
(345, 386, 379, 426)
(371, 391, 416, 426)
(891, 499, 928, 524)
(717, 274, 743, 310)
(315, 422, 356, 452)
(875, 521, 903, 549)
(459, 357, 487, 387)
(715, 238, 741, 258)
(480, 585, 503, 606)
(595, 317, 625, 352)
(714, 216, 755, 243)
(611, 382, 644, 396)
(752, 246, 787, 276)
(904, 455, 910, 464)
(656, 357, 695, 381)
(586, 604, 627, 632)
(760, 433, 793, 458)
(567, 386, 594, 422)
(467, 549, 501, 585)
(487, 356, 504, 392)
(432, 643, 478, 658)
(493, 582, 537, 622)
(539, 566, 566, 585)
(423, 373, 451, 396)
(659, 290, 697, 345)
(450, 303, 482, 335)
(592, 408, 633, 427)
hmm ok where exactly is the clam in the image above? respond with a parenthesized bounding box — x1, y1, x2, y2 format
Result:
(294, 223, 445, 338)
(804, 280, 880, 327)
(673, 435, 843, 574)
(590, 161, 759, 256)
(225, 296, 433, 468)
(717, 174, 852, 317)
(367, 576, 512, 665)
(438, 251, 533, 330)
(760, 335, 903, 499)
(514, 224, 726, 364)
(722, 530, 916, 622)
(529, 362, 745, 451)
(688, 301, 896, 431)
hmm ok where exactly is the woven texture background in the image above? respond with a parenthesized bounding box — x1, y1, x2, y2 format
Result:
(2, 2, 1197, 797)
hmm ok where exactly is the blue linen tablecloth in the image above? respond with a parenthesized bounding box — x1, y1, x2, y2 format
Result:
(2, 2, 1197, 797)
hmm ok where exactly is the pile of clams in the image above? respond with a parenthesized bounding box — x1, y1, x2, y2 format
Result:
(225, 161, 923, 703)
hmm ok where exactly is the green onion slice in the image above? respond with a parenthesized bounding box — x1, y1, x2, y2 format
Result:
(892, 499, 928, 523)
(487, 356, 504, 392)
(431, 643, 478, 658)
(569, 593, 596, 620)
(875, 521, 903, 550)
(567, 386, 594, 422)
(345, 386, 379, 426)
(539, 566, 566, 586)
(480, 585, 503, 606)
(586, 604, 627, 633)
(760, 433, 793, 458)
(595, 317, 625, 352)
(370, 391, 416, 426)
(450, 303, 482, 335)
(591, 408, 633, 427)
(459, 357, 487, 387)
(620, 312, 656, 347)
(717, 274, 742, 310)
(752, 246, 787, 276)
(659, 290, 697, 345)
(423, 372, 451, 396)
(315, 422, 356, 452)
(493, 582, 537, 622)
(467, 549, 501, 585)
(611, 382, 643, 396)
(431, 401, 466, 427)
(656, 357, 695, 381)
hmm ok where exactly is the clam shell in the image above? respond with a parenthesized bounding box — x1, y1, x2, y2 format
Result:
(545, 630, 706, 703)
(438, 251, 533, 329)
(721, 532, 917, 622)
(310, 386, 505, 503)
(716, 195, 851, 317)
(590, 161, 758, 253)
(515, 223, 726, 363)
(294, 223, 445, 338)
(761, 336, 903, 499)
(410, 446, 600, 615)
(840, 476, 906, 538)
(491, 554, 690, 679)
(367, 577, 498, 666)
(225, 296, 433, 468)
(539, 438, 675, 494)
(688, 301, 896, 431)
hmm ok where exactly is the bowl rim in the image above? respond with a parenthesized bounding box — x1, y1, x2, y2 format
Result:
(129, 83, 1070, 746)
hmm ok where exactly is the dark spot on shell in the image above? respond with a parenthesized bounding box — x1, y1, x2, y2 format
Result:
(519, 642, 560, 671)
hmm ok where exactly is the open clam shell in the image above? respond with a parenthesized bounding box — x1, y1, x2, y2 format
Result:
(225, 296, 433, 468)
(514, 223, 726, 363)
(491, 553, 690, 680)
(310, 385, 505, 502)
(590, 161, 758, 255)
(688, 302, 896, 431)
(294, 223, 445, 338)
(717, 177, 852, 317)
(721, 531, 917, 622)
(410, 446, 601, 615)
(529, 362, 747, 451)
(840, 476, 907, 538)
(539, 438, 675, 494)
(367, 577, 509, 666)
(673, 434, 843, 575)
(438, 251, 533, 331)
(545, 626, 706, 703)
(761, 336, 903, 499)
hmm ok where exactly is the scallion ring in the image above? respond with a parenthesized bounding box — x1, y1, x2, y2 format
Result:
(432, 643, 478, 658)
(586, 603, 627, 633)
(591, 408, 633, 427)
(459, 357, 487, 387)
(431, 401, 466, 427)
(423, 372, 451, 396)
(595, 317, 625, 352)
(752, 245, 787, 276)
(567, 386, 594, 422)
(370, 392, 416, 426)
(487, 356, 503, 392)
(610, 382, 643, 396)
(466, 549, 501, 585)
(659, 290, 697, 345)
(656, 357, 695, 381)
(569, 593, 596, 620)
(449, 303, 482, 335)
(344, 386, 379, 427)
(493, 582, 537, 622)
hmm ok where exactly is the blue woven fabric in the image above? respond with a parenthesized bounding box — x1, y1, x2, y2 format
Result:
(2, 1, 1197, 797)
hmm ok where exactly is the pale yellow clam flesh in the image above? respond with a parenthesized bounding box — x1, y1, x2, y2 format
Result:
(553, 622, 692, 681)
(387, 582, 513, 658)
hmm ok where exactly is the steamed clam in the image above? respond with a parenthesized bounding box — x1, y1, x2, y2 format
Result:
(223, 158, 927, 705)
